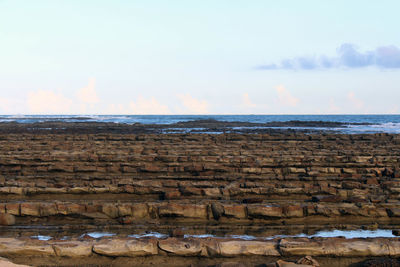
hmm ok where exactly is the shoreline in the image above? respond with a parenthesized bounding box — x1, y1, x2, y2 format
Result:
(0, 119, 374, 134)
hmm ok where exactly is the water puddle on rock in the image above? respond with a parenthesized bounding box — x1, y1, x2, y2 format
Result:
(308, 229, 395, 238)
(83, 232, 116, 239)
(26, 229, 397, 241)
(30, 235, 52, 241)
(128, 232, 168, 238)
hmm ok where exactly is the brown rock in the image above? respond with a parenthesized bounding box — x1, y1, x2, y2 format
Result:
(20, 203, 40, 217)
(5, 203, 20, 216)
(158, 203, 207, 219)
(117, 204, 132, 217)
(0, 257, 30, 267)
(0, 214, 15, 226)
(218, 240, 280, 256)
(158, 238, 202, 256)
(247, 205, 283, 218)
(279, 238, 391, 257)
(164, 189, 181, 199)
(296, 256, 320, 266)
(223, 205, 247, 219)
(0, 238, 55, 256)
(93, 238, 158, 256)
(39, 203, 58, 216)
(102, 203, 119, 218)
(285, 205, 304, 218)
(132, 203, 149, 219)
(276, 260, 313, 267)
(52, 241, 93, 257)
(211, 202, 225, 220)
(311, 195, 341, 203)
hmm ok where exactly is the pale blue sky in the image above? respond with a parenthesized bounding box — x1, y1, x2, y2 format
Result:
(1, 0, 399, 114)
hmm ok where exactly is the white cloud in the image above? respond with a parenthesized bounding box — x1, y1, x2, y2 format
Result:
(129, 96, 170, 114)
(242, 93, 257, 108)
(76, 78, 99, 113)
(347, 91, 364, 110)
(257, 43, 400, 70)
(275, 85, 299, 107)
(77, 78, 99, 104)
(27, 90, 73, 114)
(177, 93, 208, 114)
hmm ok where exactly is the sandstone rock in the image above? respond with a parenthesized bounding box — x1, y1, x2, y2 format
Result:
(279, 238, 391, 257)
(311, 195, 341, 203)
(216, 262, 246, 267)
(296, 256, 320, 266)
(132, 203, 149, 219)
(39, 203, 58, 216)
(20, 203, 40, 217)
(285, 205, 303, 218)
(218, 240, 280, 256)
(0, 257, 30, 267)
(223, 205, 246, 219)
(0, 238, 55, 256)
(66, 203, 85, 214)
(117, 204, 132, 217)
(276, 260, 313, 267)
(93, 238, 157, 256)
(158, 203, 207, 219)
(202, 188, 221, 198)
(164, 189, 181, 199)
(247, 205, 283, 218)
(102, 203, 119, 218)
(52, 241, 93, 257)
(211, 203, 224, 220)
(0, 214, 15, 226)
(5, 203, 20, 216)
(158, 238, 202, 256)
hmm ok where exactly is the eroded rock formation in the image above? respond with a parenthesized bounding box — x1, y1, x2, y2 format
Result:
(0, 126, 399, 266)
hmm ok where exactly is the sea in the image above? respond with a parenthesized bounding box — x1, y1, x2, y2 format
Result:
(1, 114, 400, 134)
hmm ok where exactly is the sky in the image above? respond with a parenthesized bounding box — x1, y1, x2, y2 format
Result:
(1, 0, 400, 115)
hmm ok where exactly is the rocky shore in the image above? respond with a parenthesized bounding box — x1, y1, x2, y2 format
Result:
(0, 121, 399, 266)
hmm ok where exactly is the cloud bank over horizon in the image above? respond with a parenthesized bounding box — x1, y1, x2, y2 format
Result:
(257, 44, 400, 70)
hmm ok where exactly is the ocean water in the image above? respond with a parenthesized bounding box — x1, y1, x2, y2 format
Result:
(0, 114, 400, 134)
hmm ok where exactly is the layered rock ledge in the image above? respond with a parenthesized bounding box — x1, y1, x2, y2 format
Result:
(2, 236, 400, 266)
(0, 123, 399, 266)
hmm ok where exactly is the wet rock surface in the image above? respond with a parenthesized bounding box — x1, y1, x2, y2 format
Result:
(0, 122, 398, 266)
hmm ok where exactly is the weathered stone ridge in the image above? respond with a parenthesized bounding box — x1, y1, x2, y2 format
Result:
(0, 131, 400, 266)
(0, 133, 399, 199)
(1, 236, 400, 258)
(0, 133, 399, 224)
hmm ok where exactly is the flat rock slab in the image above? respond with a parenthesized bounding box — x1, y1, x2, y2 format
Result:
(0, 236, 399, 260)
(279, 237, 400, 257)
(93, 238, 158, 256)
